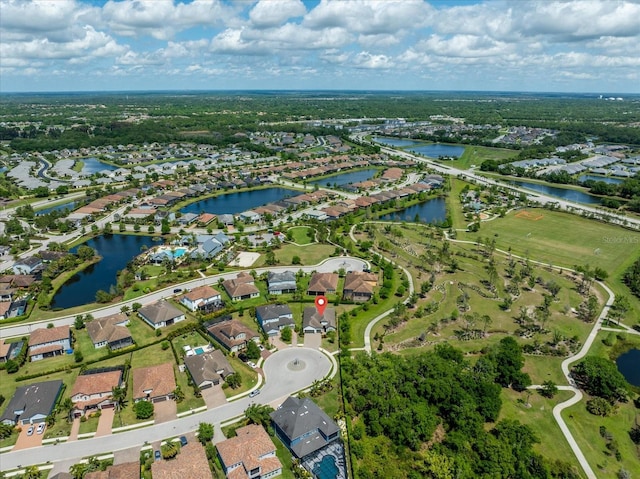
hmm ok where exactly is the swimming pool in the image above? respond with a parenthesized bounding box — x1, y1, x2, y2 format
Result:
(194, 347, 205, 355)
(313, 455, 339, 479)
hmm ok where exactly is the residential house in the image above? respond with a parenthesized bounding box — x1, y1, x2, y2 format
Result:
(70, 369, 122, 417)
(0, 380, 63, 426)
(267, 271, 297, 295)
(28, 325, 71, 361)
(0, 338, 14, 362)
(12, 256, 43, 276)
(207, 319, 260, 353)
(223, 272, 260, 301)
(190, 233, 231, 260)
(184, 350, 234, 390)
(85, 462, 140, 479)
(132, 363, 176, 403)
(138, 300, 185, 329)
(342, 272, 377, 302)
(255, 304, 294, 336)
(270, 397, 340, 458)
(302, 307, 337, 334)
(216, 424, 282, 479)
(151, 442, 212, 479)
(0, 301, 11, 320)
(307, 272, 339, 296)
(180, 285, 222, 312)
(86, 313, 133, 350)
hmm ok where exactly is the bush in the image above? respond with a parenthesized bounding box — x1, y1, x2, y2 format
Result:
(5, 359, 19, 374)
(74, 350, 84, 363)
(161, 341, 170, 351)
(133, 400, 154, 419)
(280, 327, 292, 343)
(586, 397, 614, 416)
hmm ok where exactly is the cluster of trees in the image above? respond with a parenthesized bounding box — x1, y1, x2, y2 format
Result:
(340, 342, 572, 478)
(571, 356, 629, 415)
(623, 257, 640, 299)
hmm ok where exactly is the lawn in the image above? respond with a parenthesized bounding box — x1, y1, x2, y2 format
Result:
(451, 144, 518, 170)
(222, 355, 259, 398)
(78, 413, 101, 435)
(458, 209, 640, 279)
(288, 226, 315, 245)
(253, 243, 336, 268)
(498, 389, 583, 475)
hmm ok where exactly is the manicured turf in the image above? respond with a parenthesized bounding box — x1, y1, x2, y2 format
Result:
(445, 144, 518, 170)
(288, 226, 315, 245)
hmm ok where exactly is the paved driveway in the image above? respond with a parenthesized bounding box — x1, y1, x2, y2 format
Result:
(201, 386, 227, 409)
(154, 400, 177, 424)
(95, 408, 115, 437)
(12, 424, 44, 450)
(67, 417, 81, 441)
(303, 333, 322, 349)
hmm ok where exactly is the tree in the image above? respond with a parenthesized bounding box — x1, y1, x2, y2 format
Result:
(76, 245, 96, 261)
(22, 465, 42, 479)
(493, 337, 531, 389)
(74, 315, 85, 330)
(539, 380, 558, 398)
(292, 255, 301, 265)
(245, 340, 261, 361)
(111, 386, 126, 410)
(161, 441, 179, 459)
(586, 397, 614, 416)
(226, 373, 242, 389)
(173, 386, 185, 403)
(133, 400, 154, 419)
(197, 422, 214, 444)
(280, 326, 292, 342)
(572, 357, 629, 403)
(244, 403, 274, 429)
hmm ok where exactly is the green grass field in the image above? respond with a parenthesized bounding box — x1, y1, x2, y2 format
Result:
(445, 145, 518, 170)
(288, 226, 315, 245)
(253, 243, 336, 267)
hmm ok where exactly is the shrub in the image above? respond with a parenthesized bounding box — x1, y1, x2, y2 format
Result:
(133, 400, 154, 419)
(586, 397, 614, 416)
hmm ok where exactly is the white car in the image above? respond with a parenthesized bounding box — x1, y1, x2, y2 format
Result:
(249, 389, 261, 398)
(26, 426, 34, 436)
(36, 423, 45, 435)
(248, 361, 257, 369)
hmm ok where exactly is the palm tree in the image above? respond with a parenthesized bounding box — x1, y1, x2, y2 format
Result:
(111, 386, 127, 410)
(22, 466, 41, 479)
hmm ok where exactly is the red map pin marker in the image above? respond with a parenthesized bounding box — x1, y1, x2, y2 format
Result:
(315, 296, 327, 316)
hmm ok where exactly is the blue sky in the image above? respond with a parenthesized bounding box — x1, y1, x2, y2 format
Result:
(1, 0, 638, 93)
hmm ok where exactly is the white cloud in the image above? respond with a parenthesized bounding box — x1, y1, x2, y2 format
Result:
(417, 34, 513, 58)
(249, 0, 307, 28)
(352, 52, 393, 69)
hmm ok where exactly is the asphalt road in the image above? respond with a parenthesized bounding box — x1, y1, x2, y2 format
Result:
(0, 257, 367, 339)
(0, 347, 331, 472)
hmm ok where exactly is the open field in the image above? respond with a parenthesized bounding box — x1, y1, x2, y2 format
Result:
(443, 144, 518, 170)
(255, 243, 336, 267)
(288, 226, 315, 245)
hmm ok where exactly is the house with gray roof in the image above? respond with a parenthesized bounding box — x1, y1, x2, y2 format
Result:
(270, 397, 340, 458)
(267, 270, 297, 295)
(138, 300, 185, 329)
(255, 304, 294, 336)
(303, 307, 336, 334)
(1, 380, 63, 426)
(184, 350, 234, 390)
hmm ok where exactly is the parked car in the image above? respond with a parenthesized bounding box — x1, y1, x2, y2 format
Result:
(173, 288, 182, 294)
(26, 426, 34, 436)
(249, 389, 261, 398)
(179, 436, 188, 447)
(258, 344, 265, 351)
(248, 361, 257, 369)
(36, 423, 45, 435)
(154, 450, 161, 461)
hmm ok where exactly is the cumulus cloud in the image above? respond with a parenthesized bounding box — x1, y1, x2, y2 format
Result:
(249, 0, 307, 28)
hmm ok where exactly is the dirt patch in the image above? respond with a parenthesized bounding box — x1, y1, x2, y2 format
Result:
(154, 400, 177, 424)
(228, 251, 260, 267)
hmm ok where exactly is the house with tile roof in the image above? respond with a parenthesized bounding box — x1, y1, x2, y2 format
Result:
(180, 285, 222, 312)
(0, 380, 63, 426)
(132, 363, 176, 403)
(85, 461, 140, 479)
(216, 424, 282, 479)
(86, 313, 133, 350)
(255, 304, 295, 336)
(138, 300, 185, 329)
(307, 272, 339, 296)
(270, 397, 340, 459)
(302, 307, 337, 335)
(151, 442, 213, 479)
(28, 325, 71, 361)
(184, 350, 234, 390)
(223, 273, 260, 301)
(70, 369, 122, 417)
(342, 271, 377, 302)
(207, 319, 260, 353)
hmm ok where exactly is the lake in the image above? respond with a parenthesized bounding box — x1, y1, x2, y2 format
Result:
(180, 187, 297, 215)
(51, 234, 157, 309)
(616, 349, 640, 387)
(306, 169, 378, 189)
(372, 136, 422, 147)
(379, 197, 447, 224)
(509, 180, 601, 205)
(409, 144, 466, 158)
(578, 174, 623, 185)
(37, 201, 78, 216)
(80, 158, 118, 175)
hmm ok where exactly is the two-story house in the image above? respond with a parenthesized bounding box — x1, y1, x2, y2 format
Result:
(86, 313, 133, 350)
(302, 307, 337, 335)
(207, 319, 260, 353)
(28, 325, 71, 361)
(180, 285, 222, 312)
(267, 271, 297, 295)
(216, 424, 282, 479)
(70, 369, 123, 417)
(255, 304, 294, 336)
(223, 272, 260, 302)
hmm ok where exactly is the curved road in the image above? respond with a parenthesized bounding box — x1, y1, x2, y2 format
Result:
(0, 347, 331, 472)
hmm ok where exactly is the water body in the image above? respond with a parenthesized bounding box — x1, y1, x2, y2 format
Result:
(180, 187, 296, 215)
(37, 201, 78, 216)
(509, 180, 601, 205)
(306, 169, 378, 188)
(372, 136, 422, 147)
(380, 197, 447, 224)
(313, 455, 339, 479)
(51, 234, 157, 309)
(616, 349, 640, 387)
(578, 174, 623, 185)
(409, 144, 466, 158)
(80, 157, 118, 175)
